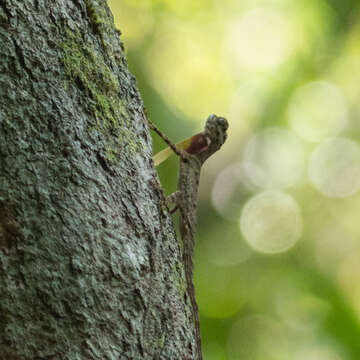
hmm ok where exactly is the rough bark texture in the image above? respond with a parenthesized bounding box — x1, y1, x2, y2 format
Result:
(0, 0, 196, 359)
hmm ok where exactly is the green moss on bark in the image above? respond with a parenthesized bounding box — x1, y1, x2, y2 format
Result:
(58, 28, 138, 160)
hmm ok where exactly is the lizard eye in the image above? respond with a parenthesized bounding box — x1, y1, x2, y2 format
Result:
(205, 114, 228, 143)
(217, 117, 229, 130)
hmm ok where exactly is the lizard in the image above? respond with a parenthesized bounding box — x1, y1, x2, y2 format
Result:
(149, 114, 229, 360)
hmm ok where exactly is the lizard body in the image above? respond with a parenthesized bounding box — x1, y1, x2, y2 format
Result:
(150, 115, 228, 360)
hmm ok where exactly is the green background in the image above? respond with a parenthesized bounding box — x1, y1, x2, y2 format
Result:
(109, 1, 360, 359)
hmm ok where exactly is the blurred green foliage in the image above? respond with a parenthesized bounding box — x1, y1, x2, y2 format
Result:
(109, 0, 360, 358)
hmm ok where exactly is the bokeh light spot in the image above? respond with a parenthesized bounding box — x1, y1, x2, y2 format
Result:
(308, 137, 360, 198)
(226, 7, 294, 70)
(211, 163, 256, 221)
(288, 81, 348, 142)
(240, 191, 302, 254)
(243, 127, 306, 189)
(204, 221, 252, 267)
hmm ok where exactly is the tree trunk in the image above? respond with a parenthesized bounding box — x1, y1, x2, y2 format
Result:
(0, 0, 196, 358)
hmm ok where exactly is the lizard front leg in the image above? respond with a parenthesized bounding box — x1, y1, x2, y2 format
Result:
(148, 120, 184, 159)
(166, 191, 181, 214)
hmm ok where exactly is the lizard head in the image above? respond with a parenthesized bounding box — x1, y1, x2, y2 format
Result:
(152, 114, 228, 166)
(204, 113, 228, 148)
(195, 114, 228, 163)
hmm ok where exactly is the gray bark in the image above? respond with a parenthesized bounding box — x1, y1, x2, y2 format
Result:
(0, 0, 196, 359)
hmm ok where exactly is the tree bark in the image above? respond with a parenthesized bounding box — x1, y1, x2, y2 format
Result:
(0, 0, 196, 358)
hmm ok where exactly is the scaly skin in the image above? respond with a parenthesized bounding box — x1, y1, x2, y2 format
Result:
(169, 115, 228, 360)
(151, 114, 228, 360)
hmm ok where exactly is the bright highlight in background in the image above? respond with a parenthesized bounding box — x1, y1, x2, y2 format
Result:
(204, 223, 252, 267)
(211, 163, 255, 221)
(243, 127, 306, 189)
(288, 81, 348, 142)
(226, 7, 294, 70)
(308, 137, 360, 198)
(240, 191, 302, 254)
